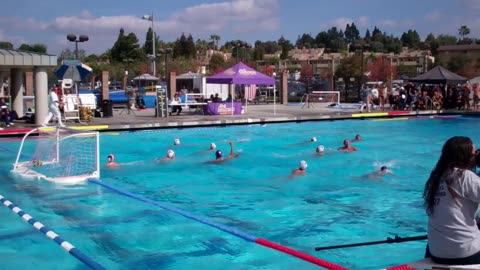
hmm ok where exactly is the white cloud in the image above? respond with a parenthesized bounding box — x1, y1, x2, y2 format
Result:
(0, 30, 26, 47)
(0, 0, 280, 54)
(458, 0, 480, 11)
(358, 16, 369, 28)
(321, 16, 369, 31)
(379, 20, 400, 28)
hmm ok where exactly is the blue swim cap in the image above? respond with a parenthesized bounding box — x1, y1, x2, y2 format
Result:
(215, 150, 222, 159)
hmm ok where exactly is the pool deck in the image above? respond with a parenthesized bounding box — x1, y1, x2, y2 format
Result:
(0, 103, 476, 137)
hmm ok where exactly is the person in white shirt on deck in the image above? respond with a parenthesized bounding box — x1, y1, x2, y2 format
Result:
(424, 136, 480, 265)
(42, 88, 65, 127)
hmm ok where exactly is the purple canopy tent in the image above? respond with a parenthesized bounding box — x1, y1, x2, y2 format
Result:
(206, 62, 276, 115)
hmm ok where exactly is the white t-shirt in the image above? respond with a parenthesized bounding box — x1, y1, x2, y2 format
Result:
(49, 91, 59, 107)
(428, 169, 480, 258)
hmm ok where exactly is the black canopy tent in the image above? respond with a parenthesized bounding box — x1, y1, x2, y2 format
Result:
(409, 66, 467, 85)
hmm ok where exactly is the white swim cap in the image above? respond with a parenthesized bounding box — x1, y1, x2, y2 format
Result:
(311, 137, 317, 142)
(174, 139, 180, 145)
(167, 149, 175, 158)
(210, 143, 216, 150)
(299, 160, 308, 170)
(316, 145, 325, 152)
(107, 154, 115, 162)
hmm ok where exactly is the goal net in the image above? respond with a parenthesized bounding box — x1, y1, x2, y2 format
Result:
(304, 91, 341, 104)
(11, 127, 100, 184)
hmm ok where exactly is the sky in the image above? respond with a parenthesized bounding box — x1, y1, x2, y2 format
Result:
(0, 0, 479, 55)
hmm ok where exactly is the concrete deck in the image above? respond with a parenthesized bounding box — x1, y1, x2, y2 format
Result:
(0, 103, 473, 137)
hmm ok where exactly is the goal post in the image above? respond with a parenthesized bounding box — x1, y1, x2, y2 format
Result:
(309, 91, 341, 104)
(12, 127, 100, 184)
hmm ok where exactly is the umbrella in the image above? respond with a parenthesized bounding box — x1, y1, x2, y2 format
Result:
(54, 60, 93, 81)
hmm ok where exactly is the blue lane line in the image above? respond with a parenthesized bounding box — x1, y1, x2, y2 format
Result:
(0, 194, 105, 270)
(88, 179, 257, 242)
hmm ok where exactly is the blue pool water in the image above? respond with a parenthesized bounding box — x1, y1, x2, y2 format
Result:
(1, 117, 480, 270)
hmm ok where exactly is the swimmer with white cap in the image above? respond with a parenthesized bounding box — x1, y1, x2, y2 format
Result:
(311, 137, 317, 142)
(105, 153, 120, 168)
(316, 145, 325, 155)
(174, 139, 181, 145)
(161, 149, 175, 161)
(292, 160, 308, 175)
(209, 142, 216, 150)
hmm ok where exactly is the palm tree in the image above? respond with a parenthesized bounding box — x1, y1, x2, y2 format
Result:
(210, 34, 220, 50)
(458, 25, 471, 40)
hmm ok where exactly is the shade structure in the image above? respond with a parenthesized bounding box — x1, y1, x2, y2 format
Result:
(206, 62, 275, 85)
(409, 66, 467, 85)
(54, 60, 92, 81)
(207, 62, 276, 115)
(132, 74, 159, 81)
(469, 76, 480, 84)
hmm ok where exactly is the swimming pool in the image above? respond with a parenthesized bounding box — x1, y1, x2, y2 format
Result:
(1, 116, 479, 270)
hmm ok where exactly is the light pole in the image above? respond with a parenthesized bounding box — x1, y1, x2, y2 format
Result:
(142, 14, 156, 77)
(66, 34, 89, 60)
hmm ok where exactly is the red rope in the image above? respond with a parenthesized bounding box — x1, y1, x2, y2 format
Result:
(256, 238, 349, 270)
(386, 264, 416, 270)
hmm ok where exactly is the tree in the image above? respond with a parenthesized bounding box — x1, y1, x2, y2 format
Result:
(0, 41, 13, 49)
(364, 29, 371, 42)
(335, 55, 362, 78)
(173, 33, 193, 59)
(59, 48, 86, 61)
(143, 27, 161, 56)
(278, 35, 292, 60)
(253, 40, 265, 61)
(295, 33, 315, 48)
(208, 53, 225, 74)
(366, 57, 396, 81)
(424, 33, 439, 55)
(400, 29, 421, 48)
(18, 43, 47, 53)
(111, 28, 143, 62)
(345, 23, 360, 44)
(210, 34, 221, 50)
(436, 34, 458, 46)
(458, 25, 471, 40)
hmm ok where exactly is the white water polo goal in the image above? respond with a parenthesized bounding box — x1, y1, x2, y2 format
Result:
(11, 127, 100, 184)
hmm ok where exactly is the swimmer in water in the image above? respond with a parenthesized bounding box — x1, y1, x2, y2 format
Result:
(292, 160, 308, 175)
(161, 149, 175, 162)
(363, 166, 394, 180)
(209, 143, 216, 150)
(173, 139, 181, 146)
(208, 141, 238, 163)
(105, 154, 119, 168)
(316, 145, 325, 156)
(338, 139, 358, 152)
(311, 137, 317, 142)
(352, 134, 362, 142)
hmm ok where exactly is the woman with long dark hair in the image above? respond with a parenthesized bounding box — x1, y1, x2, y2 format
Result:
(424, 136, 480, 265)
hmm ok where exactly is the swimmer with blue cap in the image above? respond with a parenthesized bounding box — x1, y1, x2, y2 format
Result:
(292, 160, 308, 175)
(209, 141, 238, 163)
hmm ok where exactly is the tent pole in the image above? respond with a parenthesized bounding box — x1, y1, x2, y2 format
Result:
(245, 84, 248, 113)
(231, 84, 234, 115)
(274, 84, 276, 115)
